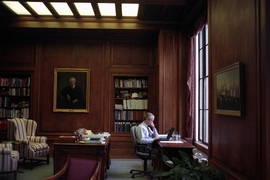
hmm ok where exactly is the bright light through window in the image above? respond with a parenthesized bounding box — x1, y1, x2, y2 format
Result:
(74, 2, 94, 16)
(50, 2, 73, 16)
(122, 4, 138, 17)
(98, 3, 116, 16)
(26, 2, 52, 15)
(2, 1, 31, 15)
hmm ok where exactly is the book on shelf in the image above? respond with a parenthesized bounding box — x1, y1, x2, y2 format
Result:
(123, 99, 147, 110)
(115, 104, 123, 110)
(0, 77, 30, 87)
(115, 78, 148, 88)
(21, 108, 29, 118)
(0, 120, 7, 130)
(114, 122, 133, 132)
(115, 110, 147, 121)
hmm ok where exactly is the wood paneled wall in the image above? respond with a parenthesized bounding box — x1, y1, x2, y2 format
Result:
(208, 0, 270, 179)
(0, 29, 161, 158)
(1, 0, 269, 177)
(39, 41, 106, 133)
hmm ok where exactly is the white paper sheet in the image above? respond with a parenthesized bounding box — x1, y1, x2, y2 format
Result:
(160, 140, 183, 143)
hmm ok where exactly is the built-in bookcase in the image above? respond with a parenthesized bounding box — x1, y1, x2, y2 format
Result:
(0, 74, 31, 131)
(114, 76, 148, 132)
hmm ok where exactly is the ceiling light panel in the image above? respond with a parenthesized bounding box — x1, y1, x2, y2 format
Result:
(50, 2, 73, 16)
(26, 2, 52, 15)
(74, 2, 94, 16)
(98, 3, 116, 16)
(122, 3, 138, 17)
(2, 1, 31, 15)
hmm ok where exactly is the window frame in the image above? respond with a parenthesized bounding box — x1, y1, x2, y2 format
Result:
(194, 25, 209, 154)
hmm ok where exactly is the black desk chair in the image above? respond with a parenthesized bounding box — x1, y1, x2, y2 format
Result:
(129, 126, 155, 178)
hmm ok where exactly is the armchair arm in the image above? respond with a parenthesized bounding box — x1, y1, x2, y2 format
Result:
(42, 157, 69, 180)
(28, 136, 47, 143)
(90, 161, 101, 180)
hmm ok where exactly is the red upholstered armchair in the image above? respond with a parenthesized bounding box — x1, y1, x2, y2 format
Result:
(43, 157, 101, 180)
(7, 118, 50, 170)
(0, 142, 20, 180)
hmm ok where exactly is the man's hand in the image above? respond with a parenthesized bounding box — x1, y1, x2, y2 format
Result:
(149, 121, 155, 128)
(154, 136, 160, 141)
(72, 99, 78, 104)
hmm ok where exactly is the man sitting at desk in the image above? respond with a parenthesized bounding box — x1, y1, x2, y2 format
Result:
(136, 112, 160, 144)
(135, 112, 161, 171)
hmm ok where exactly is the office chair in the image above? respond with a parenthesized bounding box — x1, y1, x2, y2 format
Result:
(130, 125, 156, 178)
(43, 157, 101, 180)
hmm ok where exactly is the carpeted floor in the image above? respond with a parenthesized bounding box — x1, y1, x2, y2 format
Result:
(0, 158, 158, 180)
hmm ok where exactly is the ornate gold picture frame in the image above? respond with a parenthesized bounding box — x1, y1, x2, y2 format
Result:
(53, 68, 90, 113)
(214, 62, 244, 116)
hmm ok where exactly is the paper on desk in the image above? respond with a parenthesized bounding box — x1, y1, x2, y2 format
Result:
(81, 134, 104, 139)
(158, 134, 167, 138)
(160, 140, 183, 143)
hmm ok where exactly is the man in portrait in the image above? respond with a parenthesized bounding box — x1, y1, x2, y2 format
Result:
(60, 77, 85, 109)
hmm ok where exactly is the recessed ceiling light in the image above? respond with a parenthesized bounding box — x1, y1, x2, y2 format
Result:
(2, 1, 31, 15)
(122, 4, 139, 17)
(74, 2, 94, 16)
(50, 2, 73, 16)
(98, 3, 116, 16)
(26, 2, 52, 15)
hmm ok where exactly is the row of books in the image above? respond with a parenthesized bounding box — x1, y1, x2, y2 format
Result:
(0, 87, 30, 96)
(122, 99, 148, 109)
(0, 120, 7, 130)
(0, 97, 30, 108)
(0, 108, 29, 118)
(114, 122, 138, 132)
(0, 97, 9, 107)
(115, 78, 148, 88)
(115, 110, 147, 120)
(0, 77, 31, 87)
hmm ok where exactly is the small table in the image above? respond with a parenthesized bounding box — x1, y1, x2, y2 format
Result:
(53, 136, 111, 180)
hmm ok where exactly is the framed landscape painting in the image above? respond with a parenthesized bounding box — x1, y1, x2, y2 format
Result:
(53, 68, 90, 113)
(214, 62, 244, 116)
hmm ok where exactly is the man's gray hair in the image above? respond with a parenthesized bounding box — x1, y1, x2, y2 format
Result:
(144, 112, 155, 120)
(69, 77, 76, 82)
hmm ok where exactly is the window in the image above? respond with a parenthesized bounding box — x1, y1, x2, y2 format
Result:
(195, 25, 208, 145)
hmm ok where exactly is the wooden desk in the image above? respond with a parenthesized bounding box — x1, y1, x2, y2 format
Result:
(53, 137, 111, 180)
(153, 140, 194, 171)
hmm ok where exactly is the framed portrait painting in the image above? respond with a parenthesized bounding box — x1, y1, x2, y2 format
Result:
(53, 68, 90, 113)
(214, 62, 244, 116)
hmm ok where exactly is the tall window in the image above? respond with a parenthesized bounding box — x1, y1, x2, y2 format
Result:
(195, 25, 208, 145)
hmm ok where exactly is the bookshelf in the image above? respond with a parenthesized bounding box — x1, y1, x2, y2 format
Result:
(0, 75, 31, 132)
(114, 76, 148, 132)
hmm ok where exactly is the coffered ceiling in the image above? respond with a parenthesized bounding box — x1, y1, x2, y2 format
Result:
(0, 0, 207, 30)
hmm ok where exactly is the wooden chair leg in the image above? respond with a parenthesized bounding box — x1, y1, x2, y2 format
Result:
(47, 154, 50, 164)
(30, 158, 33, 170)
(14, 171, 17, 180)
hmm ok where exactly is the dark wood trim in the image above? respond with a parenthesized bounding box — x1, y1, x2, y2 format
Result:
(4, 17, 179, 29)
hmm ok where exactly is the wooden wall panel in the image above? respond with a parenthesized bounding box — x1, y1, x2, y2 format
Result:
(39, 41, 105, 133)
(111, 41, 153, 69)
(260, 1, 270, 179)
(0, 28, 180, 159)
(0, 41, 35, 67)
(209, 0, 259, 179)
(158, 30, 179, 133)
